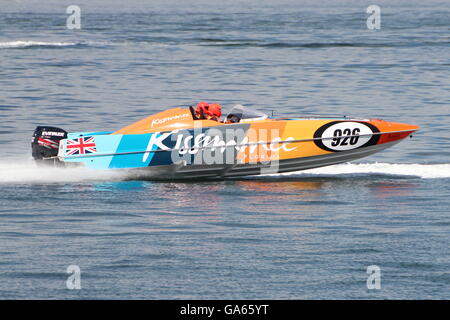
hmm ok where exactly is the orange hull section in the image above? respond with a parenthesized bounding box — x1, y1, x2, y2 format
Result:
(112, 108, 419, 164)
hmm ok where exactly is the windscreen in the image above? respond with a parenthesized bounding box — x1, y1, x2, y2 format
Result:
(225, 104, 268, 123)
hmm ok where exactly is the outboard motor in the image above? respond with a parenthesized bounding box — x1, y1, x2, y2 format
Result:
(31, 126, 67, 165)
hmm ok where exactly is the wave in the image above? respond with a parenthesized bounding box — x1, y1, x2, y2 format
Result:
(0, 41, 81, 49)
(3, 39, 447, 50)
(199, 40, 450, 49)
(201, 41, 379, 48)
(267, 163, 450, 179)
(0, 160, 128, 184)
(0, 161, 449, 184)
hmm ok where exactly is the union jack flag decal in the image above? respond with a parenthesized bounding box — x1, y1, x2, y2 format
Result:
(66, 136, 97, 156)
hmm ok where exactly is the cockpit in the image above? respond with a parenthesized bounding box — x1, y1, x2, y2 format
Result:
(224, 104, 268, 123)
(189, 103, 269, 123)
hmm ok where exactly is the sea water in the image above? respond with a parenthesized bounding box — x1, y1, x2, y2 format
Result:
(0, 0, 449, 299)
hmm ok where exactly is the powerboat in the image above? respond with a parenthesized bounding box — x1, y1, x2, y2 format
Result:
(31, 105, 419, 179)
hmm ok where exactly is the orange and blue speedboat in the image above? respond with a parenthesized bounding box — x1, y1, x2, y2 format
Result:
(31, 104, 419, 179)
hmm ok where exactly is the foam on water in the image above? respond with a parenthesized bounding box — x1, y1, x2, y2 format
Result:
(272, 162, 450, 179)
(0, 41, 78, 48)
(0, 160, 128, 184)
(0, 161, 449, 184)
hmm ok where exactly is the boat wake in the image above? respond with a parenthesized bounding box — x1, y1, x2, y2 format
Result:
(264, 162, 450, 179)
(0, 40, 80, 49)
(0, 161, 449, 184)
(0, 160, 128, 184)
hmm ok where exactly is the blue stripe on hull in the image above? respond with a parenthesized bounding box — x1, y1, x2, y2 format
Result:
(63, 133, 158, 169)
(108, 134, 157, 169)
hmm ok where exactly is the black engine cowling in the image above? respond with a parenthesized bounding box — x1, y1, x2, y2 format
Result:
(31, 126, 67, 163)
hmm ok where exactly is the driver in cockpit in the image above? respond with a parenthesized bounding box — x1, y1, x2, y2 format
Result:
(195, 101, 222, 122)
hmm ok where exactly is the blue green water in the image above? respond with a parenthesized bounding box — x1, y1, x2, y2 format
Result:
(0, 0, 449, 299)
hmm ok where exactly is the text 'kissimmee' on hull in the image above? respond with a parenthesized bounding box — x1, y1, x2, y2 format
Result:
(31, 104, 419, 180)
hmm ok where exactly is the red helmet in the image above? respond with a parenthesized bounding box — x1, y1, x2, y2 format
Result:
(196, 101, 209, 116)
(208, 103, 222, 118)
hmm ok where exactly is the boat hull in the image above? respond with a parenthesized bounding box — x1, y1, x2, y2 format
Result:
(39, 107, 418, 179)
(119, 139, 404, 180)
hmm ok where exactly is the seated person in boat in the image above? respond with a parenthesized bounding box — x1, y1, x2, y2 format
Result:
(195, 101, 222, 122)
